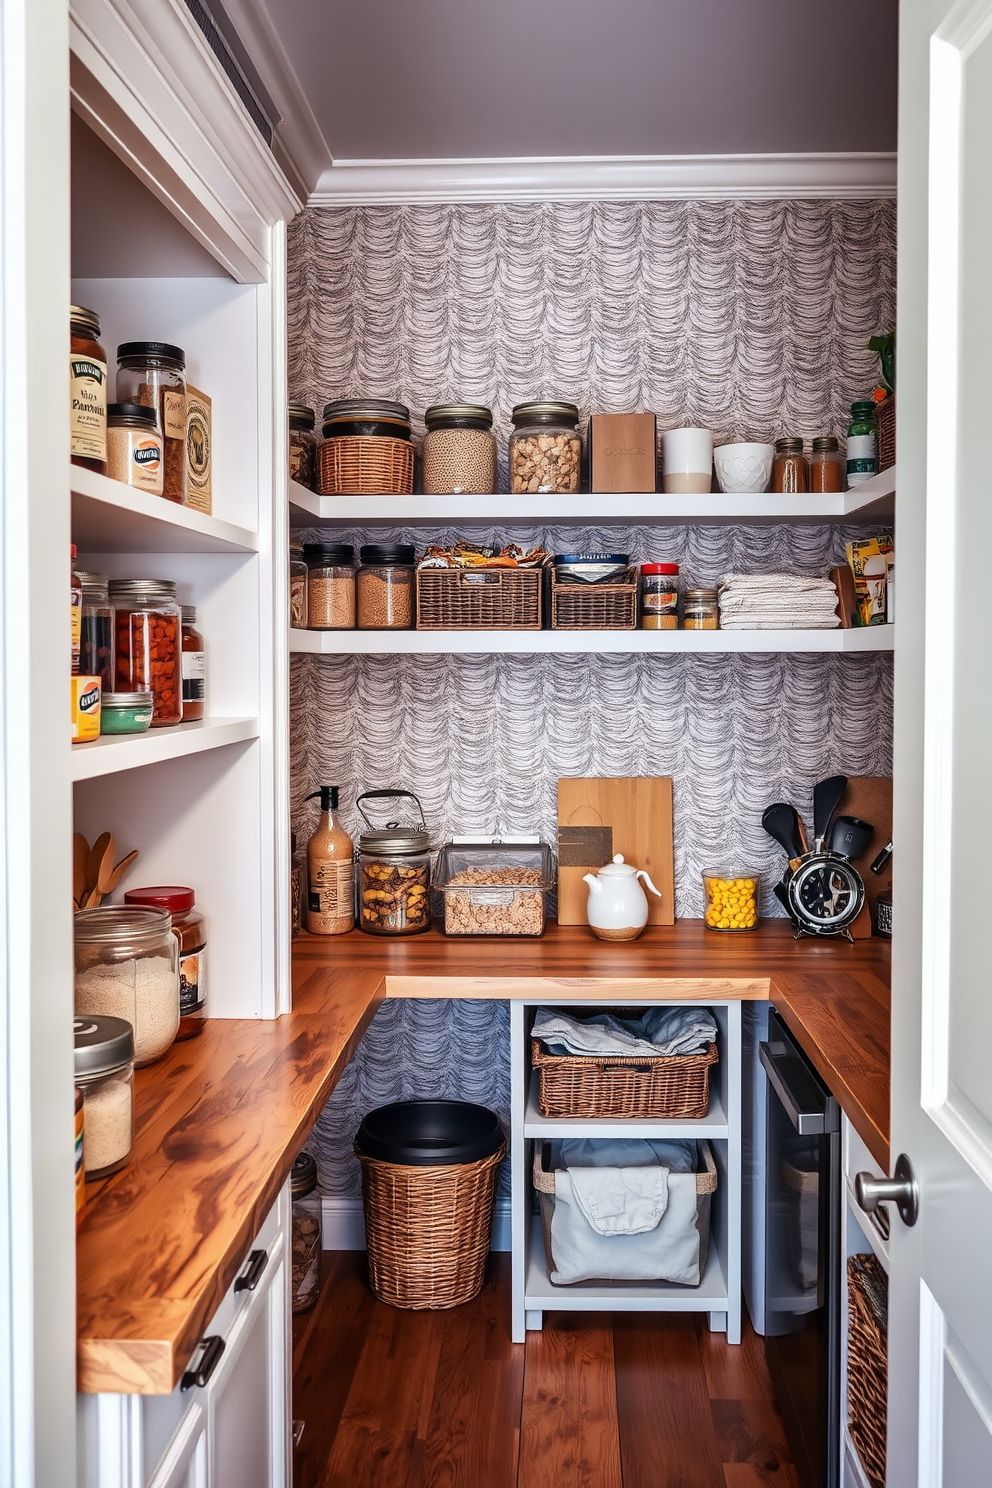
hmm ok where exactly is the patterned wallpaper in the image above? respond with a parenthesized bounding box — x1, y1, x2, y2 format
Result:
(286, 200, 896, 1199)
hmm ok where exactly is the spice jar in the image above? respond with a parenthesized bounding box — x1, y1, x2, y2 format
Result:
(106, 403, 164, 495)
(180, 605, 205, 721)
(116, 342, 187, 504)
(125, 886, 206, 1040)
(356, 544, 415, 630)
(641, 563, 680, 630)
(74, 906, 179, 1067)
(100, 691, 153, 735)
(423, 404, 497, 494)
(304, 543, 356, 630)
(290, 540, 308, 629)
(74, 1015, 135, 1180)
(771, 437, 809, 494)
(846, 401, 878, 487)
(288, 404, 318, 490)
(110, 579, 182, 726)
(356, 789, 432, 936)
(70, 305, 108, 475)
(291, 1152, 322, 1313)
(79, 572, 114, 695)
(808, 435, 845, 493)
(509, 402, 582, 494)
(683, 588, 719, 630)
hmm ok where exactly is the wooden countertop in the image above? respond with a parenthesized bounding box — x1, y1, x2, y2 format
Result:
(77, 920, 889, 1395)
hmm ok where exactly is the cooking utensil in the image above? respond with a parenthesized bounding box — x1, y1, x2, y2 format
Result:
(763, 791, 866, 940)
(829, 816, 874, 861)
(761, 803, 805, 868)
(104, 849, 139, 895)
(95, 833, 118, 895)
(85, 831, 113, 892)
(870, 840, 893, 875)
(812, 775, 848, 851)
(73, 833, 89, 907)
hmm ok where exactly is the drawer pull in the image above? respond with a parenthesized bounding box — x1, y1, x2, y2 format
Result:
(180, 1335, 225, 1391)
(234, 1248, 268, 1293)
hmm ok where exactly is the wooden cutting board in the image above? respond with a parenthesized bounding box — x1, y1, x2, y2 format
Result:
(557, 777, 675, 926)
(837, 776, 893, 939)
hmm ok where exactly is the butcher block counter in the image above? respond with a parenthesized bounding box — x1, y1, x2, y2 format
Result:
(76, 921, 890, 1395)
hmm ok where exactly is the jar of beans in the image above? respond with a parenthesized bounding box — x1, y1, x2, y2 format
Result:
(116, 342, 187, 504)
(109, 579, 183, 726)
(509, 402, 582, 494)
(357, 544, 415, 630)
(423, 403, 497, 494)
(289, 404, 318, 490)
(304, 543, 356, 629)
(356, 790, 432, 936)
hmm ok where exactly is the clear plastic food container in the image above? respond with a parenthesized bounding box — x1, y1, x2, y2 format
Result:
(702, 870, 760, 932)
(434, 840, 555, 937)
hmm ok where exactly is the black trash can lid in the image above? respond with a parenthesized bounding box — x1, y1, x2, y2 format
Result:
(355, 1100, 504, 1167)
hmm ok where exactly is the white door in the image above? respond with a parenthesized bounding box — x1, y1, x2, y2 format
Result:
(888, 0, 992, 1481)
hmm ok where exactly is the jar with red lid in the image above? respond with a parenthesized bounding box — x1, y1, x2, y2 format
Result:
(109, 579, 182, 726)
(641, 563, 680, 629)
(124, 885, 206, 1039)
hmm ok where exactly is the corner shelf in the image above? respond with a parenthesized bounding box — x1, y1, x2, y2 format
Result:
(523, 1072, 729, 1140)
(71, 466, 259, 555)
(290, 626, 893, 656)
(70, 717, 260, 782)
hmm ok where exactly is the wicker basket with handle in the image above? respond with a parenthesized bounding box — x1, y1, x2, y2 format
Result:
(318, 435, 414, 495)
(550, 566, 638, 630)
(847, 1251, 888, 1488)
(416, 566, 542, 630)
(531, 1036, 718, 1119)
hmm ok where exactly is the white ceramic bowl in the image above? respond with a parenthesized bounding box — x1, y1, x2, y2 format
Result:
(713, 442, 775, 494)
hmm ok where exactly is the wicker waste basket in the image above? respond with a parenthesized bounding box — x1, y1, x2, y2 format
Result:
(356, 1100, 505, 1310)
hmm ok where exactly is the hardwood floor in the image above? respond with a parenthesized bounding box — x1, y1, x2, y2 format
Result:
(293, 1253, 799, 1488)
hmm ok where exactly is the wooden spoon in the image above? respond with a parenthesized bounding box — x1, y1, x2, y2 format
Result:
(73, 833, 89, 906)
(97, 837, 124, 895)
(86, 832, 114, 894)
(103, 850, 139, 896)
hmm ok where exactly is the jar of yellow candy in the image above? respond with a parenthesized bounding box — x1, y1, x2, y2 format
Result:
(702, 870, 760, 932)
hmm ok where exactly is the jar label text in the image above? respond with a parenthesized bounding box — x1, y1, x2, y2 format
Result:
(70, 355, 107, 460)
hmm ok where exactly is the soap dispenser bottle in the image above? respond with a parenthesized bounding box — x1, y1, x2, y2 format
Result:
(305, 786, 355, 935)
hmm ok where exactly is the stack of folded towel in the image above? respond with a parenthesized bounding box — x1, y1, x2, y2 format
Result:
(717, 573, 841, 630)
(532, 1006, 717, 1058)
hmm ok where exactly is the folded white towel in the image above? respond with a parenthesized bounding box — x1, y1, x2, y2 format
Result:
(533, 1006, 718, 1059)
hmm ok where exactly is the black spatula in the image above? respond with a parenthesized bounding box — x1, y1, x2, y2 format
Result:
(761, 802, 805, 869)
(812, 775, 848, 851)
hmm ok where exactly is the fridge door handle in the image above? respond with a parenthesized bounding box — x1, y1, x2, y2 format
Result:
(759, 1042, 837, 1134)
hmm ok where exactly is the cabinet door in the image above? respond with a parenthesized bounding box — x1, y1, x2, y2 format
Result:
(209, 1238, 290, 1488)
(147, 1404, 207, 1488)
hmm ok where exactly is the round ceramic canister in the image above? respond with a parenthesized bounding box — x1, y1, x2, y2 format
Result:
(661, 428, 714, 494)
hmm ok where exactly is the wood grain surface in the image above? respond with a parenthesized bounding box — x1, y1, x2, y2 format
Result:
(557, 776, 675, 927)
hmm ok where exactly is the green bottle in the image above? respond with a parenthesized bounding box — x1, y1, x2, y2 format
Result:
(846, 401, 877, 488)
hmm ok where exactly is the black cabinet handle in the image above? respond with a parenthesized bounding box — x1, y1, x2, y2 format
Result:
(180, 1335, 225, 1391)
(234, 1248, 268, 1293)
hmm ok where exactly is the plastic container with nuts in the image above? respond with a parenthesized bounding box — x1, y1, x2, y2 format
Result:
(702, 870, 760, 932)
(423, 403, 497, 494)
(435, 839, 555, 937)
(509, 402, 582, 494)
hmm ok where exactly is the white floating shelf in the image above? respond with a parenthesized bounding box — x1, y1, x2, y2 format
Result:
(72, 466, 259, 555)
(524, 1073, 729, 1140)
(289, 465, 895, 529)
(290, 626, 893, 656)
(523, 1215, 729, 1312)
(71, 717, 259, 782)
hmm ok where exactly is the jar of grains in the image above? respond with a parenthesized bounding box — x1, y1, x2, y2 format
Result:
(304, 543, 356, 629)
(289, 540, 308, 628)
(808, 435, 845, 493)
(106, 403, 164, 495)
(116, 342, 187, 504)
(288, 404, 318, 490)
(641, 563, 680, 630)
(70, 305, 108, 475)
(509, 402, 582, 494)
(180, 605, 205, 721)
(125, 886, 206, 1040)
(422, 403, 497, 494)
(356, 544, 415, 630)
(109, 579, 183, 726)
(74, 906, 179, 1066)
(290, 1152, 322, 1313)
(74, 1014, 135, 1180)
(683, 588, 720, 630)
(771, 437, 809, 494)
(356, 789, 432, 936)
(79, 572, 114, 695)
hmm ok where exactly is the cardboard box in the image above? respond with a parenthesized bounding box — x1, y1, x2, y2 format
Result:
(589, 413, 657, 493)
(71, 676, 101, 742)
(186, 385, 212, 514)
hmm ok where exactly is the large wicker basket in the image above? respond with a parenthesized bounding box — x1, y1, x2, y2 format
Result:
(874, 396, 895, 474)
(847, 1252, 888, 1488)
(416, 566, 542, 630)
(531, 1036, 718, 1119)
(550, 566, 638, 630)
(357, 1141, 505, 1309)
(318, 435, 414, 495)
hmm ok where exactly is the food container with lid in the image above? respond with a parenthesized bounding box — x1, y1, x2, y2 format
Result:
(74, 1014, 135, 1180)
(509, 402, 582, 494)
(702, 870, 760, 931)
(808, 435, 845, 493)
(110, 578, 182, 726)
(771, 437, 809, 494)
(71, 305, 108, 475)
(291, 1151, 322, 1313)
(74, 905, 179, 1065)
(106, 403, 164, 495)
(79, 571, 114, 694)
(661, 428, 713, 494)
(125, 886, 206, 1039)
(641, 563, 679, 629)
(356, 789, 432, 936)
(115, 342, 187, 504)
(422, 404, 497, 494)
(290, 539, 308, 629)
(553, 553, 629, 585)
(304, 542, 356, 630)
(100, 691, 154, 735)
(683, 588, 719, 630)
(357, 544, 415, 630)
(434, 839, 555, 937)
(318, 398, 414, 495)
(289, 403, 318, 490)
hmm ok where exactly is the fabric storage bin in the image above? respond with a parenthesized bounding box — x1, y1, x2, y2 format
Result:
(416, 566, 542, 630)
(533, 1139, 716, 1286)
(434, 840, 555, 936)
(847, 1252, 888, 1488)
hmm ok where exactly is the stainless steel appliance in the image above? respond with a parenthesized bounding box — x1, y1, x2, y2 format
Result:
(760, 1011, 841, 1488)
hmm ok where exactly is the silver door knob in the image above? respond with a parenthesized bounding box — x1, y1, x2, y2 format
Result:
(854, 1152, 919, 1227)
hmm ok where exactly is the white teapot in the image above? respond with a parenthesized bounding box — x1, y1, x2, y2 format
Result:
(582, 854, 661, 942)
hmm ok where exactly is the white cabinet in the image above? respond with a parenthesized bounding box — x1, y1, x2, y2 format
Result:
(147, 1408, 207, 1488)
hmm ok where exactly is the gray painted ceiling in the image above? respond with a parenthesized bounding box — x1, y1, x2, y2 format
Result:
(260, 0, 897, 161)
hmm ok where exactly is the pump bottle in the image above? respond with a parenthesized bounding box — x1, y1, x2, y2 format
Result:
(304, 786, 355, 935)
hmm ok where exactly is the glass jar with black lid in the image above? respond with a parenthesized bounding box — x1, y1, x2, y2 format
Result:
(509, 401, 582, 494)
(288, 403, 318, 490)
(304, 542, 356, 630)
(357, 544, 416, 630)
(116, 342, 187, 504)
(423, 403, 497, 494)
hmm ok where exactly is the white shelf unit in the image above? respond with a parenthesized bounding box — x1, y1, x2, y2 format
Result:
(291, 625, 893, 655)
(71, 465, 259, 554)
(510, 999, 742, 1345)
(69, 716, 260, 782)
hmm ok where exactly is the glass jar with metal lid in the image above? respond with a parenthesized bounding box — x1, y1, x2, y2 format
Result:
(109, 578, 182, 726)
(79, 571, 114, 694)
(319, 399, 414, 495)
(356, 789, 432, 936)
(100, 691, 154, 735)
(683, 588, 719, 630)
(808, 435, 845, 493)
(290, 539, 308, 629)
(71, 305, 108, 474)
(771, 436, 809, 494)
(116, 342, 187, 504)
(304, 542, 356, 629)
(422, 403, 497, 494)
(74, 1014, 135, 1180)
(509, 402, 582, 494)
(74, 906, 179, 1066)
(291, 1152, 322, 1313)
(357, 544, 415, 630)
(288, 404, 318, 490)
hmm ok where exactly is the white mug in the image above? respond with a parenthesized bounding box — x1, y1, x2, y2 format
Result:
(661, 428, 713, 494)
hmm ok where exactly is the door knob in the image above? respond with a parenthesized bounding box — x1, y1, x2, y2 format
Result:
(854, 1152, 919, 1227)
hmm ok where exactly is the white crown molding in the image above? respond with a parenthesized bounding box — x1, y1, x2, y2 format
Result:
(308, 152, 897, 206)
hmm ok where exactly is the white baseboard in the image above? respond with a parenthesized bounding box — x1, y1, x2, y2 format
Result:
(322, 1195, 512, 1253)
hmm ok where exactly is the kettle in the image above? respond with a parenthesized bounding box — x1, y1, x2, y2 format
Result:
(582, 854, 661, 942)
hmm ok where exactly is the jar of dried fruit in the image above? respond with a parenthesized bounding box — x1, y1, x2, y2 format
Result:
(509, 402, 582, 494)
(116, 342, 187, 504)
(422, 404, 497, 494)
(356, 789, 432, 936)
(109, 579, 183, 726)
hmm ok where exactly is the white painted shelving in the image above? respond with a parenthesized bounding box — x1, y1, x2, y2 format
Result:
(71, 466, 259, 555)
(524, 1072, 730, 1140)
(291, 625, 893, 656)
(69, 716, 260, 782)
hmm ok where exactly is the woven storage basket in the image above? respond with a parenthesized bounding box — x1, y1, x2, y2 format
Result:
(847, 1252, 888, 1488)
(551, 567, 638, 630)
(416, 566, 542, 630)
(533, 1139, 716, 1286)
(531, 1036, 718, 1119)
(318, 435, 414, 495)
(874, 396, 895, 474)
(357, 1141, 505, 1309)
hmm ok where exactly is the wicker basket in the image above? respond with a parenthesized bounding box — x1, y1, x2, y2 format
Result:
(874, 396, 895, 474)
(550, 567, 638, 630)
(531, 1036, 718, 1119)
(847, 1252, 888, 1488)
(416, 566, 542, 630)
(318, 435, 414, 495)
(357, 1140, 505, 1309)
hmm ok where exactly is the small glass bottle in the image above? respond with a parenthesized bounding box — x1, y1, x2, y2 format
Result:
(846, 401, 878, 487)
(641, 563, 679, 630)
(106, 403, 164, 495)
(305, 786, 355, 935)
(422, 404, 497, 494)
(109, 579, 183, 727)
(180, 605, 205, 722)
(304, 543, 356, 629)
(509, 402, 582, 494)
(290, 540, 308, 629)
(79, 572, 114, 695)
(125, 885, 206, 1039)
(290, 1152, 322, 1313)
(683, 588, 719, 630)
(771, 437, 809, 493)
(288, 404, 318, 490)
(116, 342, 187, 504)
(74, 1014, 135, 1180)
(356, 544, 415, 630)
(70, 305, 108, 475)
(808, 435, 845, 493)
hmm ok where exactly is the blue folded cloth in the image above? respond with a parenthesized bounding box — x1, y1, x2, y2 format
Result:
(533, 1006, 717, 1059)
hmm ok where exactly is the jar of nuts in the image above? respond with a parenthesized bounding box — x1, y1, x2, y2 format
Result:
(304, 542, 356, 630)
(509, 402, 582, 494)
(356, 789, 432, 936)
(422, 403, 497, 494)
(288, 404, 318, 490)
(357, 544, 415, 630)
